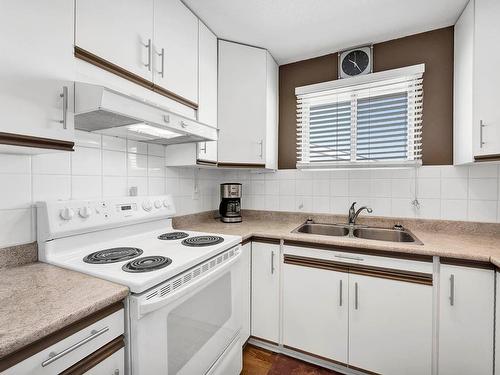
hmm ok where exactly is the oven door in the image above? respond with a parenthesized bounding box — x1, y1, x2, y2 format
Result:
(129, 247, 242, 375)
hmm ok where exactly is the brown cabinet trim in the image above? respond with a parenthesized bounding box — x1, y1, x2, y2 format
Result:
(0, 302, 124, 371)
(196, 159, 217, 166)
(251, 236, 281, 245)
(74, 46, 198, 110)
(217, 162, 266, 168)
(59, 335, 124, 375)
(283, 239, 433, 263)
(440, 257, 494, 270)
(241, 237, 252, 246)
(0, 132, 74, 152)
(474, 154, 500, 162)
(284, 254, 433, 286)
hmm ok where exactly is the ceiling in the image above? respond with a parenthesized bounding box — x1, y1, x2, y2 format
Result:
(183, 0, 468, 65)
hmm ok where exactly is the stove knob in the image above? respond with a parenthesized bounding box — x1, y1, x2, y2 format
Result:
(154, 200, 162, 209)
(142, 200, 153, 212)
(78, 206, 92, 219)
(60, 207, 75, 221)
(163, 200, 170, 209)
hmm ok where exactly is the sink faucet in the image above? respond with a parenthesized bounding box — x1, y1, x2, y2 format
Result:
(348, 202, 373, 225)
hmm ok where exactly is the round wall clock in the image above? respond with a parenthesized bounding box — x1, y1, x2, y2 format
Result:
(339, 45, 373, 79)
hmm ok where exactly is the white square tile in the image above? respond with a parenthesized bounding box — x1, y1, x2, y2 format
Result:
(148, 144, 165, 157)
(252, 195, 266, 210)
(417, 166, 441, 179)
(179, 178, 194, 196)
(469, 178, 498, 200)
(102, 176, 128, 198)
(32, 153, 70, 175)
(148, 177, 166, 195)
(102, 135, 127, 151)
(469, 164, 498, 178)
(0, 174, 31, 209)
(441, 199, 468, 221)
(0, 154, 31, 174)
(440, 165, 469, 178)
(127, 140, 148, 155)
(251, 180, 265, 195)
(71, 147, 102, 176)
(468, 200, 497, 223)
(102, 150, 127, 176)
(33, 175, 71, 202)
(279, 195, 295, 212)
(348, 179, 370, 197)
(349, 197, 371, 208)
(391, 198, 415, 218)
(166, 178, 180, 195)
(265, 180, 280, 195)
(0, 208, 33, 247)
(417, 178, 441, 199)
(349, 170, 371, 179)
(295, 179, 312, 196)
(148, 156, 165, 177)
(312, 180, 330, 196)
(276, 170, 297, 179)
(71, 176, 102, 199)
(370, 179, 391, 198)
(329, 170, 348, 179)
(74, 130, 101, 148)
(330, 197, 350, 214)
(370, 198, 391, 217)
(279, 180, 295, 195)
(127, 153, 148, 177)
(295, 196, 312, 212)
(391, 179, 414, 198)
(312, 196, 330, 213)
(370, 169, 393, 179)
(391, 168, 415, 179)
(265, 195, 280, 210)
(330, 179, 349, 197)
(127, 177, 148, 196)
(441, 178, 468, 200)
(416, 198, 441, 219)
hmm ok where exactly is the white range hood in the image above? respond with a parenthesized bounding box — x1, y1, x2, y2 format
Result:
(74, 82, 217, 144)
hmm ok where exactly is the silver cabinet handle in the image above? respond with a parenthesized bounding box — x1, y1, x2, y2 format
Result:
(449, 274, 455, 306)
(480, 120, 486, 148)
(335, 254, 364, 262)
(41, 326, 109, 367)
(339, 279, 343, 306)
(114, 370, 120, 375)
(271, 251, 275, 274)
(59, 86, 68, 129)
(180, 121, 188, 129)
(200, 142, 207, 153)
(354, 282, 359, 310)
(157, 47, 165, 78)
(258, 140, 263, 158)
(143, 39, 152, 71)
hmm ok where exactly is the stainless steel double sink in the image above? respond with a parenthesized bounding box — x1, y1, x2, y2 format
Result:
(292, 222, 423, 244)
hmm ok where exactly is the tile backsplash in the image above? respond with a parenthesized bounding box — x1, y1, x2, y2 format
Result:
(0, 131, 223, 248)
(0, 133, 499, 249)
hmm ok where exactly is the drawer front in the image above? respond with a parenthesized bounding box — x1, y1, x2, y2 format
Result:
(83, 347, 124, 375)
(2, 309, 124, 375)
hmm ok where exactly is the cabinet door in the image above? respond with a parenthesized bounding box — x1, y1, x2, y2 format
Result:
(0, 0, 74, 143)
(153, 0, 198, 104)
(82, 348, 124, 374)
(283, 263, 348, 364)
(218, 41, 267, 165)
(349, 274, 432, 375)
(75, 0, 153, 81)
(251, 242, 280, 343)
(474, 0, 500, 157)
(197, 22, 218, 163)
(439, 265, 494, 375)
(240, 243, 252, 343)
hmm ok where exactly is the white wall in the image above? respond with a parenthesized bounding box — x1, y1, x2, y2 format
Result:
(0, 131, 222, 248)
(224, 165, 500, 223)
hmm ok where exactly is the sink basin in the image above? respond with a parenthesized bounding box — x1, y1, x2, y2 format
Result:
(353, 227, 422, 244)
(293, 223, 349, 237)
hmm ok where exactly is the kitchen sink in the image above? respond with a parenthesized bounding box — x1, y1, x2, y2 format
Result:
(292, 222, 423, 244)
(353, 227, 422, 244)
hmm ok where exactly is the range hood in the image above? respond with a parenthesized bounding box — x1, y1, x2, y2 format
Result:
(74, 83, 217, 144)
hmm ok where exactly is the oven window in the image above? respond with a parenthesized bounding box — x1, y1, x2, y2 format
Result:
(167, 272, 232, 374)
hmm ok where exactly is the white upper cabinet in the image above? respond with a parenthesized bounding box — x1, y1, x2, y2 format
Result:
(454, 0, 500, 162)
(75, 0, 154, 81)
(439, 264, 494, 375)
(153, 0, 198, 104)
(218, 41, 278, 168)
(473, 0, 500, 158)
(0, 0, 75, 151)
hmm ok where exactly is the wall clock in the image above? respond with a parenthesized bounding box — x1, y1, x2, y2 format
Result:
(339, 45, 373, 78)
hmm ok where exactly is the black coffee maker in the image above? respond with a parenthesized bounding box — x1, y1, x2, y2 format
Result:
(219, 183, 242, 223)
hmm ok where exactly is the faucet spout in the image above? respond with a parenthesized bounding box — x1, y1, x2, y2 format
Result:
(348, 202, 373, 225)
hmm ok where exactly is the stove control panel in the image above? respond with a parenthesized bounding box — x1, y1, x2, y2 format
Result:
(37, 195, 176, 241)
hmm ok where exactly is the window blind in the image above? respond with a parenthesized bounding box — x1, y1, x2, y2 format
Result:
(296, 65, 424, 168)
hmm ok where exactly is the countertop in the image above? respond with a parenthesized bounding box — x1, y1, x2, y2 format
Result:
(0, 262, 129, 359)
(174, 210, 500, 267)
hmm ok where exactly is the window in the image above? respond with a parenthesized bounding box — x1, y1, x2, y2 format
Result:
(296, 64, 424, 168)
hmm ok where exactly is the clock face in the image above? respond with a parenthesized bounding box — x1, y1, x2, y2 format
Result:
(341, 50, 370, 77)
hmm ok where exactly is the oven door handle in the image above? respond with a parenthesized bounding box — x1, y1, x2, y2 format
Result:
(138, 251, 241, 317)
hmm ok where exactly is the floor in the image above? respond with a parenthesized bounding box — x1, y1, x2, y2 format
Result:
(242, 345, 342, 375)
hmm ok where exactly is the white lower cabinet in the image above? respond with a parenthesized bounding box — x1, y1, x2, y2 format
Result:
(283, 263, 348, 363)
(439, 264, 494, 375)
(241, 242, 252, 343)
(83, 348, 124, 374)
(251, 242, 280, 343)
(348, 274, 432, 375)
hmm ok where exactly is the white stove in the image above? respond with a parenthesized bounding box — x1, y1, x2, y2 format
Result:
(37, 195, 244, 375)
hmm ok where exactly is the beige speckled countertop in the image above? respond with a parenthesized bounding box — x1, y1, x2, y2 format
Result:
(174, 210, 500, 267)
(0, 262, 129, 359)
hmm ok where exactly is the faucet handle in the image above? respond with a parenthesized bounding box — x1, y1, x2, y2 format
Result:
(349, 202, 357, 210)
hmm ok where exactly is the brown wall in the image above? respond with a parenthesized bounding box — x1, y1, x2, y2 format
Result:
(278, 26, 454, 169)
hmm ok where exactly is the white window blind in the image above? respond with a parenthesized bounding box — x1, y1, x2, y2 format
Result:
(296, 65, 424, 168)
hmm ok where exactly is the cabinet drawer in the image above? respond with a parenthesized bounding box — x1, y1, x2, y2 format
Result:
(2, 309, 124, 375)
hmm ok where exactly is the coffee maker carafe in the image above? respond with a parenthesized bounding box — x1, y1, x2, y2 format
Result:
(219, 183, 242, 223)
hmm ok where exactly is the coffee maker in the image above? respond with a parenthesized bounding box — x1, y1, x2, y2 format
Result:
(219, 183, 242, 223)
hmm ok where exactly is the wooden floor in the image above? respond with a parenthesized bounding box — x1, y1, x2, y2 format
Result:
(242, 345, 342, 375)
